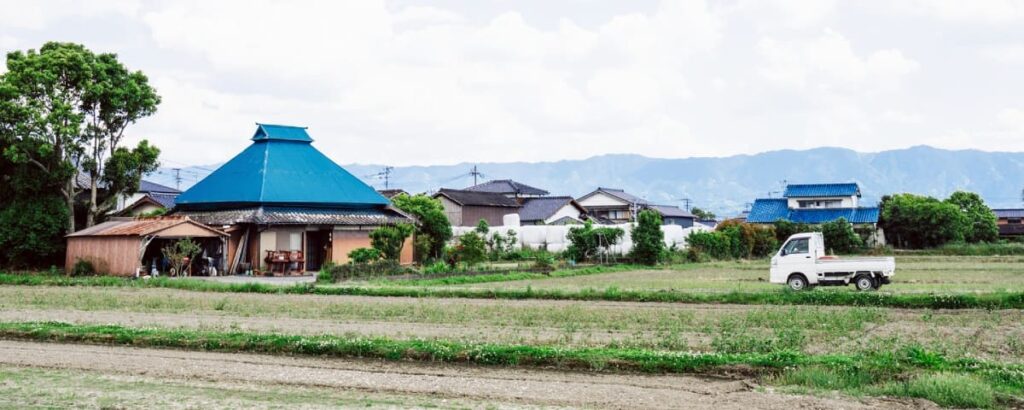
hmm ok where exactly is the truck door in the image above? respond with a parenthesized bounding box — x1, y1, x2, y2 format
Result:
(779, 237, 814, 279)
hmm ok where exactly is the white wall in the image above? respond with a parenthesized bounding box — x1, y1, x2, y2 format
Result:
(544, 204, 584, 224)
(452, 222, 712, 254)
(577, 192, 627, 207)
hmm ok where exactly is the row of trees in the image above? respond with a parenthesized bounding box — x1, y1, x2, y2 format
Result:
(879, 191, 998, 249)
(0, 42, 161, 267)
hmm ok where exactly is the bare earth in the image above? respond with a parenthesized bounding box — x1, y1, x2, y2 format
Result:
(0, 340, 932, 409)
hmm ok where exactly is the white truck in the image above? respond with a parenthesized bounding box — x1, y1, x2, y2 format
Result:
(770, 232, 895, 291)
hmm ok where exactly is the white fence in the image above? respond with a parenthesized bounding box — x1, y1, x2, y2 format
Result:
(452, 214, 713, 254)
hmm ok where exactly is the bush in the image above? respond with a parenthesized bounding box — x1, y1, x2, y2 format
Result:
(630, 209, 664, 265)
(422, 261, 455, 275)
(879, 192, 998, 249)
(347, 247, 381, 264)
(318, 259, 406, 282)
(687, 221, 777, 260)
(820, 218, 863, 254)
(565, 221, 624, 262)
(533, 252, 555, 270)
(390, 194, 452, 262)
(487, 229, 518, 260)
(369, 223, 414, 261)
(454, 232, 487, 266)
(474, 219, 489, 235)
(71, 259, 96, 276)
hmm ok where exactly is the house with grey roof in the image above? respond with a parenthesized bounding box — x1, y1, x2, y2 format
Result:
(518, 196, 587, 225)
(433, 188, 521, 226)
(118, 180, 181, 216)
(993, 209, 1024, 237)
(464, 179, 549, 199)
(576, 187, 694, 226)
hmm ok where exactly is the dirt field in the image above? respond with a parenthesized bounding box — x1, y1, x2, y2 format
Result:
(0, 340, 932, 409)
(2, 286, 1023, 362)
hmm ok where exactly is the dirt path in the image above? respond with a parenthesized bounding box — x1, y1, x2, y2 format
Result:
(0, 340, 929, 409)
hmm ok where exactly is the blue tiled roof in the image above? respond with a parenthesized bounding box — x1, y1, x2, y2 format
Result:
(745, 198, 789, 223)
(746, 198, 878, 224)
(176, 124, 388, 210)
(251, 123, 313, 142)
(784, 183, 860, 198)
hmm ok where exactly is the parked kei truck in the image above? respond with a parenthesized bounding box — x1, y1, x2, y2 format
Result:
(770, 232, 895, 291)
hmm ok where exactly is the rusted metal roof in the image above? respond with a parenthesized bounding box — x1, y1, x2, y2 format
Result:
(67, 216, 227, 237)
(177, 206, 414, 226)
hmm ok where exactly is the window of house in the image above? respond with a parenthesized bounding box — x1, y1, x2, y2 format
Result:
(797, 199, 842, 209)
(1009, 218, 1022, 225)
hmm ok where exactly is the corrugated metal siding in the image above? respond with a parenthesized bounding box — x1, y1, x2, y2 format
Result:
(66, 237, 140, 276)
(462, 206, 515, 227)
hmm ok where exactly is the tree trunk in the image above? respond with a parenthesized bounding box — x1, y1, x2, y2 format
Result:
(66, 177, 76, 233)
(86, 176, 98, 228)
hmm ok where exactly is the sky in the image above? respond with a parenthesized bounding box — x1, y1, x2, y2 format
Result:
(1, 0, 1023, 168)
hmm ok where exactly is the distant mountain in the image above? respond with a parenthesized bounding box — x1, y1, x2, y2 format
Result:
(149, 146, 1024, 216)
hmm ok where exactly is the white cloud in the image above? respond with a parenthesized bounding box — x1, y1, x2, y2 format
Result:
(0, 0, 140, 29)
(757, 30, 919, 88)
(892, 0, 1024, 24)
(981, 44, 1024, 64)
(998, 108, 1024, 132)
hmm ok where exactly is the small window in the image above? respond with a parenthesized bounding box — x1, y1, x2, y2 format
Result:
(1009, 218, 1022, 225)
(782, 238, 809, 255)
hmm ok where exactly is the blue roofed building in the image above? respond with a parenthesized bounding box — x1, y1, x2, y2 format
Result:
(174, 124, 414, 273)
(746, 182, 884, 244)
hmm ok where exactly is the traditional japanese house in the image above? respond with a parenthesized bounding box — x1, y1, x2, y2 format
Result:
(174, 124, 415, 274)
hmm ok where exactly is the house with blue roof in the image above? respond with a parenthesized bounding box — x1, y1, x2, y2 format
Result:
(174, 124, 415, 274)
(746, 182, 884, 243)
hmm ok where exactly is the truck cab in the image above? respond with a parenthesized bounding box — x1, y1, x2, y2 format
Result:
(770, 232, 895, 291)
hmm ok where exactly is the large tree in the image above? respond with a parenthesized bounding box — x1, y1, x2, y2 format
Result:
(879, 193, 966, 249)
(944, 191, 998, 243)
(1, 42, 160, 231)
(390, 194, 452, 261)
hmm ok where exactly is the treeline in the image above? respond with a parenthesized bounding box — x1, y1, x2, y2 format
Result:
(0, 42, 160, 267)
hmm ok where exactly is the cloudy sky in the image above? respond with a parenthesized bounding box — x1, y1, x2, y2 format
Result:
(2, 0, 1023, 168)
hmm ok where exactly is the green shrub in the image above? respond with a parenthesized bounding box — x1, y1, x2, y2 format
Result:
(347, 247, 382, 264)
(422, 261, 455, 275)
(630, 209, 664, 265)
(475, 219, 489, 235)
(390, 194, 452, 262)
(687, 221, 776, 260)
(820, 217, 863, 254)
(319, 259, 407, 282)
(370, 223, 414, 261)
(565, 221, 624, 262)
(70, 259, 96, 276)
(533, 252, 555, 270)
(454, 232, 487, 266)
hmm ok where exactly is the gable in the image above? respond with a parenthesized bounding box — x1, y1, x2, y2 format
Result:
(578, 191, 629, 207)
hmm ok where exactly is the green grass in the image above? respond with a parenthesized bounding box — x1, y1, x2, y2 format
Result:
(3, 272, 1024, 309)
(363, 264, 650, 286)
(1, 321, 1020, 407)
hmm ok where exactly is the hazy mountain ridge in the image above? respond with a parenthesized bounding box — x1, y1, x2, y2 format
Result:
(150, 146, 1024, 215)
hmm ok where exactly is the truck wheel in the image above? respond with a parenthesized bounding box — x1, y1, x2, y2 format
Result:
(787, 274, 808, 291)
(854, 275, 875, 291)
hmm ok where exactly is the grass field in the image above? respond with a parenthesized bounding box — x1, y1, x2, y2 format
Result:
(1, 254, 1022, 408)
(416, 256, 1024, 294)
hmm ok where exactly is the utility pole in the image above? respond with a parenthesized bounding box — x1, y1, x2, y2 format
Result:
(680, 198, 692, 211)
(469, 165, 484, 186)
(380, 166, 393, 189)
(172, 168, 182, 190)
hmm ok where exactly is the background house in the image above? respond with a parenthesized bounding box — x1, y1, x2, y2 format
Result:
(119, 181, 181, 216)
(464, 179, 548, 201)
(993, 209, 1024, 237)
(518, 196, 587, 225)
(745, 183, 882, 242)
(174, 124, 415, 273)
(434, 188, 521, 226)
(576, 187, 694, 226)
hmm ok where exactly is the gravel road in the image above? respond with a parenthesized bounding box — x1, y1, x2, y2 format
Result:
(0, 340, 931, 409)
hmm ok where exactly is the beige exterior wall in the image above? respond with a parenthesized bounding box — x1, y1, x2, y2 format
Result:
(65, 237, 141, 276)
(330, 229, 414, 265)
(438, 196, 463, 226)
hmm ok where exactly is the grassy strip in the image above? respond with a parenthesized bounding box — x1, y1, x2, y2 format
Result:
(0, 321, 1020, 407)
(3, 273, 1024, 309)
(369, 264, 656, 286)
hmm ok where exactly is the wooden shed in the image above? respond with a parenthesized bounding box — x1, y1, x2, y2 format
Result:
(65, 216, 227, 276)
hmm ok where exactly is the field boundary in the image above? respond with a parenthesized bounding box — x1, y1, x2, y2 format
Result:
(2, 273, 1024, 309)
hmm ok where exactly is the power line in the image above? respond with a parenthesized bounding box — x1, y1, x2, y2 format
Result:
(469, 165, 484, 186)
(364, 166, 395, 189)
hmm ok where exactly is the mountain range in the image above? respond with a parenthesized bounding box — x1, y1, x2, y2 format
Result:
(148, 145, 1024, 216)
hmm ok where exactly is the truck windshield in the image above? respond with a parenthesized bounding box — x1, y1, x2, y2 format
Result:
(782, 238, 809, 255)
